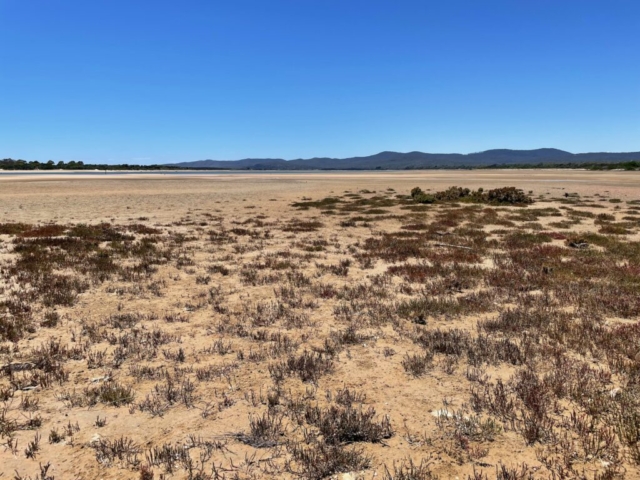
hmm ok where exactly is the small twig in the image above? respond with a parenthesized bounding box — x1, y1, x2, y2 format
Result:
(433, 243, 473, 250)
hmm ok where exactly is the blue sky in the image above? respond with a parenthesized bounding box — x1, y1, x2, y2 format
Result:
(1, 1, 639, 164)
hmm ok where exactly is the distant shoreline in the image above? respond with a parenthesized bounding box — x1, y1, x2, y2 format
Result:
(0, 167, 599, 176)
(1, 166, 638, 176)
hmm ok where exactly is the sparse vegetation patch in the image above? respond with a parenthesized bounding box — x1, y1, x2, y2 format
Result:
(2, 181, 639, 479)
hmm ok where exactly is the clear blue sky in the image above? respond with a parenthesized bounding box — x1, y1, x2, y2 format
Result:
(1, 1, 639, 164)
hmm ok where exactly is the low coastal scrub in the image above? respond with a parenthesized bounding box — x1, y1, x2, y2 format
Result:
(410, 186, 533, 205)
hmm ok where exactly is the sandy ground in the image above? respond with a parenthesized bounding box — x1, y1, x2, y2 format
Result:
(2, 170, 639, 224)
(0, 171, 639, 480)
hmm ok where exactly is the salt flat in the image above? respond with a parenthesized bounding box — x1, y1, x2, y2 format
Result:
(2, 170, 638, 224)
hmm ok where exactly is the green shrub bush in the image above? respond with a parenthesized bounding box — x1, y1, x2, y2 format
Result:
(409, 186, 532, 206)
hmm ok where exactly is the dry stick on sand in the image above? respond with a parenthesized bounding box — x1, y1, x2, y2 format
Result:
(433, 242, 474, 250)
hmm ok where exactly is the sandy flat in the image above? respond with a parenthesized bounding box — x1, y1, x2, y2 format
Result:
(1, 170, 639, 479)
(2, 170, 638, 224)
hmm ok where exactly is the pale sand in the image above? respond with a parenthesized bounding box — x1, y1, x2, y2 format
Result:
(2, 170, 638, 224)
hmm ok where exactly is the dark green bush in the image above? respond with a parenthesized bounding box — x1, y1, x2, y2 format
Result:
(485, 187, 533, 205)
(410, 187, 435, 204)
(409, 186, 532, 206)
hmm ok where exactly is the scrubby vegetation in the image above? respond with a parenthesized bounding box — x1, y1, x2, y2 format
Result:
(1, 185, 640, 479)
(410, 186, 533, 205)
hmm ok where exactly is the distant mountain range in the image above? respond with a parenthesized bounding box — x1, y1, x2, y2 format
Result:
(167, 149, 640, 170)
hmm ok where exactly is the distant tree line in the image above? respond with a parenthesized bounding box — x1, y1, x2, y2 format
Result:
(2, 157, 639, 171)
(475, 161, 640, 171)
(0, 158, 187, 171)
(396, 161, 640, 171)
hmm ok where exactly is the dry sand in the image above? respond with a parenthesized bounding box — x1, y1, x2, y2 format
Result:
(0, 171, 639, 479)
(2, 170, 638, 224)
